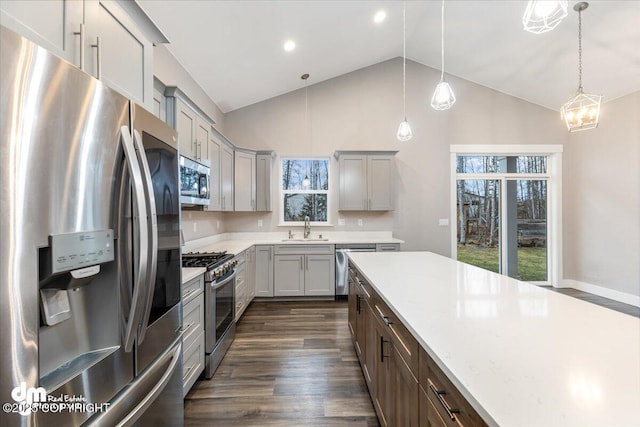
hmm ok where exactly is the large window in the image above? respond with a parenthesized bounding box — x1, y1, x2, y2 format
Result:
(450, 146, 562, 286)
(281, 158, 329, 224)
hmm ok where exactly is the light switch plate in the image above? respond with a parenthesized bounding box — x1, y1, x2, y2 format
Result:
(357, 219, 363, 227)
(258, 220, 263, 227)
(439, 219, 449, 226)
(338, 218, 345, 226)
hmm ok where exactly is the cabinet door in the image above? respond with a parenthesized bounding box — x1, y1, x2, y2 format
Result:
(373, 318, 393, 427)
(195, 116, 210, 164)
(256, 154, 272, 211)
(339, 154, 368, 210)
(274, 255, 304, 296)
(247, 247, 256, 302)
(176, 99, 196, 159)
(367, 155, 394, 211)
(255, 246, 274, 297)
(304, 254, 335, 296)
(234, 151, 256, 211)
(153, 85, 166, 122)
(391, 345, 419, 427)
(221, 144, 234, 211)
(235, 259, 247, 321)
(206, 134, 222, 211)
(84, 0, 153, 110)
(0, 0, 83, 66)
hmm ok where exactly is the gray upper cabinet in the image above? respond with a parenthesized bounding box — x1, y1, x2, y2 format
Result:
(336, 151, 397, 211)
(0, 0, 83, 66)
(152, 79, 167, 122)
(1, 0, 163, 111)
(234, 151, 256, 211)
(256, 153, 274, 211)
(166, 88, 213, 164)
(221, 144, 234, 211)
(206, 133, 223, 211)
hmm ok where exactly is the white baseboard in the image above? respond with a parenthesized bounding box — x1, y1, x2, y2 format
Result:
(558, 279, 640, 308)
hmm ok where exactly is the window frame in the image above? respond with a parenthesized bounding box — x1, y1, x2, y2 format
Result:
(450, 145, 563, 286)
(279, 156, 331, 226)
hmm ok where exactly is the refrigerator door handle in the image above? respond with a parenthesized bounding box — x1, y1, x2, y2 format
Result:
(88, 340, 182, 427)
(120, 126, 150, 352)
(132, 129, 158, 344)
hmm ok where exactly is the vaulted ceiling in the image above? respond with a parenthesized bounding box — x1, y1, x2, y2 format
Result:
(138, 0, 640, 113)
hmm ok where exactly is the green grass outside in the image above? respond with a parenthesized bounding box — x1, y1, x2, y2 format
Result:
(456, 244, 547, 281)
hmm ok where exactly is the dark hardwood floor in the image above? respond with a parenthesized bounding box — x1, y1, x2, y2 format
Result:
(184, 301, 380, 426)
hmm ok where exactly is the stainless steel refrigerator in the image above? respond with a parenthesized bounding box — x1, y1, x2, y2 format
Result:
(0, 26, 184, 426)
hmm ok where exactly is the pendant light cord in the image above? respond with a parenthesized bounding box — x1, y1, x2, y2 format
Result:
(577, 8, 583, 92)
(402, 1, 406, 119)
(440, 0, 445, 81)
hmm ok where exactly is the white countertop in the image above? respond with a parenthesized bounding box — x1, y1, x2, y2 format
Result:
(182, 231, 403, 256)
(348, 251, 640, 427)
(181, 267, 206, 284)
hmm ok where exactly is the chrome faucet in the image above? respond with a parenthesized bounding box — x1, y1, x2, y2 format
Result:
(304, 216, 311, 239)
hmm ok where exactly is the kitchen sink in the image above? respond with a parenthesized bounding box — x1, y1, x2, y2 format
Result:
(281, 238, 329, 242)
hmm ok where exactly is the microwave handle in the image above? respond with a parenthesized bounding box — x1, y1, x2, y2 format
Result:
(119, 126, 150, 352)
(132, 129, 158, 344)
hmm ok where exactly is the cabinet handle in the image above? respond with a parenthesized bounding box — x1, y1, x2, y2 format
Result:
(222, 196, 225, 210)
(300, 257, 303, 271)
(74, 24, 85, 70)
(182, 365, 194, 382)
(356, 294, 361, 314)
(429, 382, 460, 421)
(380, 336, 389, 363)
(180, 322, 194, 335)
(375, 305, 391, 326)
(91, 36, 101, 80)
(269, 248, 272, 261)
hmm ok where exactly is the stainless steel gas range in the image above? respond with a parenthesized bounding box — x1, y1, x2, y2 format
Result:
(182, 252, 237, 379)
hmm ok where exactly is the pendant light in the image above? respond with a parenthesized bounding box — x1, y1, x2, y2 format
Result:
(431, 0, 455, 111)
(560, 2, 601, 132)
(301, 73, 311, 187)
(396, 1, 413, 142)
(522, 1, 568, 34)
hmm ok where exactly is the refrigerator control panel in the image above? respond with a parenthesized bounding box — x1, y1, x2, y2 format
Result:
(50, 230, 115, 274)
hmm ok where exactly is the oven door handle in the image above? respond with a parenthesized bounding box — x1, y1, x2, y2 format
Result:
(132, 129, 158, 344)
(211, 269, 237, 290)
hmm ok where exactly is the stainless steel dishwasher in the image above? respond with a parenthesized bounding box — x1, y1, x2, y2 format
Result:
(335, 244, 376, 298)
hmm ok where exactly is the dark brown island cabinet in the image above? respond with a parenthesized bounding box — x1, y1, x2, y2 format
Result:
(348, 261, 488, 427)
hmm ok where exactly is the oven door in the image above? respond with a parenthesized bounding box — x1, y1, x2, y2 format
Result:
(205, 270, 236, 353)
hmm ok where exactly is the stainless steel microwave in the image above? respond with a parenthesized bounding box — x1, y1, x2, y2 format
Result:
(179, 156, 210, 205)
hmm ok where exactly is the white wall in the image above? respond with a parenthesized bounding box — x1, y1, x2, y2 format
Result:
(563, 91, 640, 299)
(223, 58, 567, 257)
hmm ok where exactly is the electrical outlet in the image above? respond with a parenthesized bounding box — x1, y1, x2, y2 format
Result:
(357, 219, 363, 227)
(439, 219, 449, 226)
(193, 222, 197, 233)
(258, 220, 263, 227)
(338, 218, 345, 226)
(216, 220, 220, 229)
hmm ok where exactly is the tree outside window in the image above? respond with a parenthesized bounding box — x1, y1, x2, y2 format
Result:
(281, 158, 329, 223)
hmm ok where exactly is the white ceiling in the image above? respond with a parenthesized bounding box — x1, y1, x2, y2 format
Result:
(138, 1, 640, 113)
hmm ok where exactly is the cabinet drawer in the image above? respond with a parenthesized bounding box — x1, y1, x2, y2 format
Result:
(274, 244, 335, 255)
(371, 294, 419, 376)
(182, 294, 204, 348)
(234, 251, 246, 265)
(376, 243, 400, 252)
(182, 274, 204, 305)
(423, 348, 487, 427)
(182, 331, 205, 398)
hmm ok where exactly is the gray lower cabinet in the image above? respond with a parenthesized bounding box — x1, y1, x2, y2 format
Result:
(255, 245, 274, 297)
(247, 246, 256, 302)
(181, 273, 205, 397)
(234, 251, 247, 321)
(376, 243, 400, 252)
(274, 245, 335, 297)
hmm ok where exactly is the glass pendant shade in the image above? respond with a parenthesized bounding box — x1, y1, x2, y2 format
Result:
(561, 90, 601, 132)
(431, 81, 456, 111)
(523, 1, 568, 34)
(302, 175, 310, 187)
(397, 119, 413, 142)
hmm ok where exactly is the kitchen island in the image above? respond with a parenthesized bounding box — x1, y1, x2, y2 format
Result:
(347, 251, 640, 427)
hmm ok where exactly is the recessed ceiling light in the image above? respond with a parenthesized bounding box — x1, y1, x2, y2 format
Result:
(283, 40, 296, 52)
(374, 10, 387, 24)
